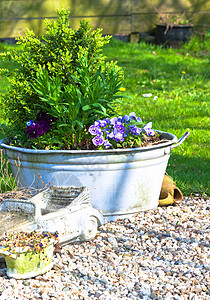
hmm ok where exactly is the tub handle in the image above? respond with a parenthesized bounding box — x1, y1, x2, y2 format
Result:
(171, 131, 190, 149)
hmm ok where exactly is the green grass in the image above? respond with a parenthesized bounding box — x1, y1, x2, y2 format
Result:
(103, 36, 209, 196)
(0, 36, 209, 196)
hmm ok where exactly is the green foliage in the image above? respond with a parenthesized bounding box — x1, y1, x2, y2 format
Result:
(181, 34, 210, 56)
(1, 8, 124, 149)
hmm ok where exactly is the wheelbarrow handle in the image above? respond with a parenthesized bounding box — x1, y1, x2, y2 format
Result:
(171, 131, 190, 149)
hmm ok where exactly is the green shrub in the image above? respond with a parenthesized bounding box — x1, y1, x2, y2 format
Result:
(1, 9, 124, 149)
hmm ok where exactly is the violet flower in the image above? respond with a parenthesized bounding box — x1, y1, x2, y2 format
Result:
(129, 112, 142, 122)
(36, 111, 56, 133)
(115, 123, 125, 134)
(38, 120, 51, 132)
(104, 140, 112, 149)
(89, 125, 100, 135)
(122, 115, 130, 123)
(26, 123, 44, 139)
(89, 112, 155, 150)
(26, 120, 35, 126)
(129, 125, 140, 136)
(26, 111, 56, 139)
(106, 131, 114, 139)
(144, 122, 155, 136)
(114, 131, 124, 142)
(104, 117, 111, 125)
(110, 117, 118, 125)
(92, 135, 104, 146)
(98, 120, 107, 127)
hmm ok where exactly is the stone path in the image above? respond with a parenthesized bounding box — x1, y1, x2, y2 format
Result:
(0, 196, 209, 299)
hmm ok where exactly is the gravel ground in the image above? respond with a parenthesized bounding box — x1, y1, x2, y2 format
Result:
(0, 196, 209, 300)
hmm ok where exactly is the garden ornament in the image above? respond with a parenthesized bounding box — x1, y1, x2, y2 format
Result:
(159, 175, 183, 206)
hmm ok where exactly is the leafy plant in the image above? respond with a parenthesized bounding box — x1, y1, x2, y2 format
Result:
(1, 9, 125, 149)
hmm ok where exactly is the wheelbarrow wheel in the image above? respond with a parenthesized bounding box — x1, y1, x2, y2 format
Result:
(81, 216, 99, 241)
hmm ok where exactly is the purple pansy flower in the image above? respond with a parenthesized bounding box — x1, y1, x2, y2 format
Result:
(89, 125, 101, 135)
(26, 111, 56, 139)
(122, 115, 130, 123)
(135, 127, 142, 135)
(26, 120, 35, 126)
(104, 117, 111, 125)
(110, 117, 118, 125)
(106, 131, 114, 139)
(144, 122, 155, 136)
(115, 123, 125, 134)
(89, 112, 149, 149)
(98, 120, 107, 127)
(38, 120, 51, 132)
(92, 135, 104, 146)
(129, 125, 141, 136)
(93, 120, 100, 127)
(114, 131, 124, 142)
(117, 116, 123, 123)
(35, 111, 56, 133)
(129, 112, 142, 122)
(26, 123, 44, 139)
(49, 116, 57, 124)
(104, 140, 112, 149)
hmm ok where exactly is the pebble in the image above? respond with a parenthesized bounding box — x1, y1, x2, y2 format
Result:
(0, 196, 209, 299)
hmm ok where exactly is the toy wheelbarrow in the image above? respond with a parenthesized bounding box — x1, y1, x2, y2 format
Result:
(0, 186, 104, 245)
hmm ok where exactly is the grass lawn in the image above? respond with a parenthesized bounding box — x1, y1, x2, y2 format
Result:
(103, 37, 209, 196)
(0, 36, 209, 196)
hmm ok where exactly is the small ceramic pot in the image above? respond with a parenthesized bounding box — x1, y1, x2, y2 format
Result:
(0, 239, 55, 279)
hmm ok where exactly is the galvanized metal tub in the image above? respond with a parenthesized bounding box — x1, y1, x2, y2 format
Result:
(0, 131, 189, 221)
